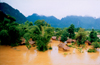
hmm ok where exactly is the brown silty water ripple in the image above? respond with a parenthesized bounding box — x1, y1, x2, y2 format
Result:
(0, 40, 100, 65)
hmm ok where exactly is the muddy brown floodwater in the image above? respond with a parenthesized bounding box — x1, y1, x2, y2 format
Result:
(0, 40, 100, 65)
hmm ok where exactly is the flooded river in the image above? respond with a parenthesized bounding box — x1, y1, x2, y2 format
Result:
(0, 40, 100, 65)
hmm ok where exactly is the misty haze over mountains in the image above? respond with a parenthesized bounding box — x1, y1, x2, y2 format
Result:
(0, 2, 100, 29)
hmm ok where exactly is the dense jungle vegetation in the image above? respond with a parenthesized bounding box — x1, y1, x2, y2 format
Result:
(0, 12, 100, 52)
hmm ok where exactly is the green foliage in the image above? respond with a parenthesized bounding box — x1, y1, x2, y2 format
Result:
(34, 20, 53, 51)
(53, 28, 62, 39)
(87, 49, 96, 53)
(49, 46, 52, 50)
(97, 30, 100, 35)
(61, 30, 69, 42)
(36, 35, 50, 51)
(64, 53, 68, 55)
(82, 44, 86, 48)
(45, 27, 54, 36)
(68, 45, 72, 47)
(55, 31, 62, 40)
(8, 26, 21, 44)
(97, 39, 100, 42)
(33, 45, 35, 47)
(55, 28, 61, 32)
(0, 30, 9, 45)
(34, 20, 48, 31)
(68, 24, 75, 39)
(23, 33, 32, 50)
(16, 24, 26, 37)
(89, 29, 97, 42)
(75, 28, 87, 46)
(26, 43, 31, 50)
(29, 22, 33, 26)
(23, 33, 31, 40)
(0, 15, 21, 46)
(92, 42, 100, 49)
(72, 43, 75, 45)
(75, 27, 80, 32)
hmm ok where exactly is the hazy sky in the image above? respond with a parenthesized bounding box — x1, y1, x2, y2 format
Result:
(1, 0, 100, 19)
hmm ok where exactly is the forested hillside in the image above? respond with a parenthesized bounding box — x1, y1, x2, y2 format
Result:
(27, 14, 100, 29)
(0, 2, 27, 23)
(0, 2, 100, 29)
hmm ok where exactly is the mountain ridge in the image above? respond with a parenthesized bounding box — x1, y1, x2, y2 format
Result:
(27, 13, 100, 29)
(0, 2, 27, 23)
(0, 2, 100, 29)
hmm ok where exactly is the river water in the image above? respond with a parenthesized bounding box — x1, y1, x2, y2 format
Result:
(0, 40, 100, 65)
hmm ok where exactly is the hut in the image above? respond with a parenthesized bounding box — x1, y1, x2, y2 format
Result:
(63, 46, 70, 51)
(85, 40, 92, 45)
(21, 38, 35, 45)
(52, 36, 56, 40)
(58, 43, 65, 48)
(58, 43, 70, 51)
(29, 40, 35, 46)
(97, 35, 100, 39)
(58, 37, 61, 41)
(67, 39, 72, 43)
(67, 39, 76, 43)
(72, 39, 76, 43)
(21, 38, 25, 44)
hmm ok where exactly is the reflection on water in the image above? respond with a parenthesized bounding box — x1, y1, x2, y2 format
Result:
(0, 40, 100, 65)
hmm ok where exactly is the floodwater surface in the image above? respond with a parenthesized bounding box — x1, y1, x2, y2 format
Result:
(0, 40, 100, 65)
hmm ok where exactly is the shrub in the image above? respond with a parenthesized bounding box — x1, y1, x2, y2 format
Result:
(92, 42, 100, 49)
(49, 46, 52, 50)
(67, 24, 75, 39)
(89, 29, 97, 42)
(61, 30, 69, 42)
(68, 45, 72, 47)
(87, 49, 96, 53)
(33, 45, 35, 47)
(75, 28, 86, 46)
(0, 30, 9, 45)
(97, 39, 100, 42)
(23, 33, 32, 50)
(64, 53, 68, 55)
(36, 35, 51, 51)
(72, 43, 75, 45)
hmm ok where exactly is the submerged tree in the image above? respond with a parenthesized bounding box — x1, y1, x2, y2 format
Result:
(68, 24, 75, 39)
(75, 28, 87, 46)
(36, 25, 52, 51)
(61, 28, 69, 42)
(33, 20, 53, 51)
(92, 42, 100, 49)
(89, 29, 97, 42)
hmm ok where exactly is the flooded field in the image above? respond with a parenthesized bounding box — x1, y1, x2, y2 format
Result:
(0, 40, 100, 65)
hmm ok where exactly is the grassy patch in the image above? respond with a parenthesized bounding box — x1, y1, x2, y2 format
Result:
(64, 53, 68, 55)
(72, 43, 75, 45)
(68, 45, 72, 47)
